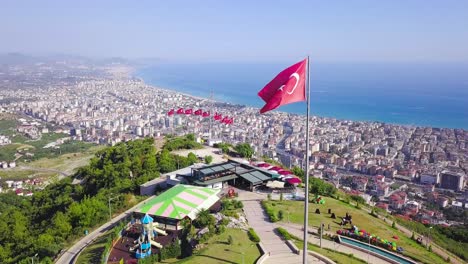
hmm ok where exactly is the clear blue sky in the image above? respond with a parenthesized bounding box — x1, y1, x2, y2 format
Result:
(1, 0, 467, 62)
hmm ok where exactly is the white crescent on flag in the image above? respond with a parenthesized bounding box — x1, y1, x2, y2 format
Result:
(278, 72, 300, 95)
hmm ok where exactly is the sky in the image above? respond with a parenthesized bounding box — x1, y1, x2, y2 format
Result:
(1, 0, 468, 62)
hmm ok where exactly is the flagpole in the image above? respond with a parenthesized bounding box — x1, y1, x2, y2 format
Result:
(303, 56, 311, 264)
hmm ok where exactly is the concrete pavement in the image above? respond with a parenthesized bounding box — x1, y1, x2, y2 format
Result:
(238, 191, 324, 264)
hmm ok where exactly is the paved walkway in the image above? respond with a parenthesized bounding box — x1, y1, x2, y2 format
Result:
(238, 191, 324, 263)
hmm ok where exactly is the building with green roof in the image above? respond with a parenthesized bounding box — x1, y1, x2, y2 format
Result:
(136, 184, 220, 230)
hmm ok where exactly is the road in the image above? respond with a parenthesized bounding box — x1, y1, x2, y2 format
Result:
(55, 196, 154, 264)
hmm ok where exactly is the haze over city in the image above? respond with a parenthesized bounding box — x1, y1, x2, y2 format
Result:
(1, 0, 468, 62)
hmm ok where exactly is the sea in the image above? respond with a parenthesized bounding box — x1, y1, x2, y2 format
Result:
(137, 61, 468, 129)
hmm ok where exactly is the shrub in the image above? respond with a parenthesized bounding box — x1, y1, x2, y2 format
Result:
(233, 200, 244, 209)
(248, 228, 261, 242)
(392, 221, 396, 229)
(280, 193, 283, 201)
(276, 227, 291, 240)
(160, 239, 181, 260)
(227, 235, 233, 245)
(278, 210, 284, 221)
(220, 217, 230, 226)
(267, 194, 271, 201)
(216, 224, 226, 235)
(261, 201, 278, 222)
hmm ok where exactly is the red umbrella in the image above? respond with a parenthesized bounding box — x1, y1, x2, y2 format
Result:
(257, 163, 271, 168)
(278, 170, 292, 175)
(269, 166, 283, 171)
(286, 177, 301, 184)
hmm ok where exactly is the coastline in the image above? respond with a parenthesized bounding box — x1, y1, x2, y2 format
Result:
(131, 65, 468, 130)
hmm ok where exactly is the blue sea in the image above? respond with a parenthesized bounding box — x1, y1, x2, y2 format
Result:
(137, 62, 468, 129)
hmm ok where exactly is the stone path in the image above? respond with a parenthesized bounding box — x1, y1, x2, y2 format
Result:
(238, 190, 324, 263)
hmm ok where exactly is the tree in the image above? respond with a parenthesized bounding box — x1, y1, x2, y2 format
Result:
(194, 209, 215, 228)
(235, 143, 254, 159)
(350, 195, 366, 206)
(187, 152, 198, 165)
(204, 155, 213, 164)
(291, 166, 305, 180)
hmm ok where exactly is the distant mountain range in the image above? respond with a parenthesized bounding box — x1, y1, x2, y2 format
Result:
(0, 52, 160, 67)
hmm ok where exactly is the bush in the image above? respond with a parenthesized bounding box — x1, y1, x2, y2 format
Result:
(204, 155, 213, 164)
(279, 193, 283, 201)
(278, 210, 284, 221)
(248, 228, 260, 242)
(220, 217, 230, 226)
(227, 235, 233, 245)
(392, 221, 396, 229)
(216, 224, 226, 234)
(261, 201, 278, 222)
(276, 227, 291, 240)
(160, 239, 181, 260)
(233, 200, 244, 209)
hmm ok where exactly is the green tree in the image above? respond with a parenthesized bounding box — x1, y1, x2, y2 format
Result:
(194, 209, 215, 228)
(204, 155, 213, 164)
(291, 166, 305, 180)
(187, 152, 198, 164)
(235, 143, 254, 159)
(158, 149, 176, 173)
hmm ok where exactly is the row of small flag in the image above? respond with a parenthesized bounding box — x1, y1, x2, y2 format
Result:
(167, 108, 234, 124)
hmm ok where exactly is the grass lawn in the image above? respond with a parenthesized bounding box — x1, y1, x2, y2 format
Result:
(167, 228, 261, 264)
(76, 232, 112, 264)
(0, 145, 103, 182)
(265, 199, 447, 264)
(0, 119, 17, 135)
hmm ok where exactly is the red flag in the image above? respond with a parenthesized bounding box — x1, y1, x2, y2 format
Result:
(258, 58, 307, 113)
(202, 111, 210, 117)
(194, 109, 202, 115)
(185, 109, 193, 115)
(221, 116, 230, 124)
(214, 112, 222, 120)
(176, 108, 184, 114)
(167, 109, 175, 116)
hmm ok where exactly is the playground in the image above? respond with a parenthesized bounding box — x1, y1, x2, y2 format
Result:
(263, 197, 448, 264)
(107, 214, 180, 263)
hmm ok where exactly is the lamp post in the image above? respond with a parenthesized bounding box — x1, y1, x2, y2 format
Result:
(108, 194, 119, 221)
(427, 226, 433, 250)
(31, 253, 38, 264)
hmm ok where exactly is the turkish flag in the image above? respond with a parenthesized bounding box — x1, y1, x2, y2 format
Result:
(258, 58, 307, 113)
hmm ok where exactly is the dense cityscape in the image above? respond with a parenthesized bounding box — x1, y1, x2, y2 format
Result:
(0, 57, 466, 264)
(1, 58, 466, 224)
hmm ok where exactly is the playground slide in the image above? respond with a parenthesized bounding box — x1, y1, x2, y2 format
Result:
(150, 240, 162, 248)
(153, 227, 168, 236)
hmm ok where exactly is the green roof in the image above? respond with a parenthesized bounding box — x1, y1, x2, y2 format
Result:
(138, 185, 220, 220)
